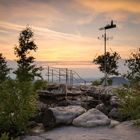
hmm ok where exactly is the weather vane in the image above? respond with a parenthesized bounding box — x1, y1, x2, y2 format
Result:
(99, 20, 117, 86)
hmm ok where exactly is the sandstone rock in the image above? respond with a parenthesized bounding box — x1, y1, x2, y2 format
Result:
(57, 100, 70, 106)
(50, 106, 86, 124)
(110, 95, 120, 107)
(109, 120, 120, 128)
(37, 101, 47, 111)
(22, 136, 43, 140)
(109, 108, 123, 121)
(82, 100, 100, 109)
(96, 103, 109, 115)
(87, 86, 116, 105)
(67, 100, 82, 106)
(42, 109, 56, 129)
(29, 123, 45, 135)
(73, 108, 111, 127)
(31, 112, 44, 124)
(27, 121, 38, 128)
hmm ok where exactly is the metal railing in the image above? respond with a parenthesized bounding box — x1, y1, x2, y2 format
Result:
(46, 66, 86, 85)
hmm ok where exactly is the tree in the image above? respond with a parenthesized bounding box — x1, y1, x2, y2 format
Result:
(14, 26, 42, 81)
(125, 48, 140, 83)
(0, 53, 11, 83)
(93, 51, 121, 76)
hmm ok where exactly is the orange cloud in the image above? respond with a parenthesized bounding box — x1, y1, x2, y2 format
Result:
(0, 0, 62, 28)
(75, 0, 140, 13)
(74, 0, 140, 22)
(0, 21, 99, 61)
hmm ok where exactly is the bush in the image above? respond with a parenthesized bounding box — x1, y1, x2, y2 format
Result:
(117, 87, 140, 124)
(33, 80, 48, 91)
(92, 78, 112, 86)
(92, 80, 101, 86)
(0, 133, 19, 140)
(0, 133, 9, 140)
(0, 80, 37, 136)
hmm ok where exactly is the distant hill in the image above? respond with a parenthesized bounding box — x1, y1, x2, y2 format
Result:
(111, 76, 128, 86)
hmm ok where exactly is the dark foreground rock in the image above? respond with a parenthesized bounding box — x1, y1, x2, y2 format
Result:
(42, 106, 86, 129)
(49, 106, 86, 124)
(109, 107, 125, 121)
(42, 109, 56, 129)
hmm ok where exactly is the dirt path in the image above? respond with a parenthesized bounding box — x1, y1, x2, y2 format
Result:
(23, 122, 140, 140)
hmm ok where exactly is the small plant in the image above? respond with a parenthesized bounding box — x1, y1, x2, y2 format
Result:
(33, 80, 48, 91)
(0, 133, 9, 140)
(92, 77, 112, 86)
(117, 87, 140, 125)
(92, 80, 101, 86)
(0, 133, 19, 140)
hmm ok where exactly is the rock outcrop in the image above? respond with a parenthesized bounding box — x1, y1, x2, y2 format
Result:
(108, 107, 124, 121)
(50, 106, 86, 124)
(73, 108, 111, 127)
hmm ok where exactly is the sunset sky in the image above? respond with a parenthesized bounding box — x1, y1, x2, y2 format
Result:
(0, 0, 140, 61)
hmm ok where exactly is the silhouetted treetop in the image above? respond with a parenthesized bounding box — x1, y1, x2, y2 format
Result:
(14, 26, 42, 81)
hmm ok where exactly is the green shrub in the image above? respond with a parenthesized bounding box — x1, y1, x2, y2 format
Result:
(92, 80, 101, 86)
(33, 80, 48, 91)
(0, 80, 37, 136)
(92, 78, 112, 86)
(0, 133, 9, 140)
(117, 87, 140, 124)
(0, 133, 19, 140)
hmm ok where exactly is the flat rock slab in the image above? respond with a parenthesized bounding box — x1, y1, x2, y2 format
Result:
(73, 108, 110, 127)
(23, 122, 140, 140)
(50, 106, 86, 124)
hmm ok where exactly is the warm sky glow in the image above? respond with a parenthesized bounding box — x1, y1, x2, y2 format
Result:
(0, 0, 140, 61)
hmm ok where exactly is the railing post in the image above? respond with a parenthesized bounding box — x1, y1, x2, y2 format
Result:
(48, 66, 50, 83)
(59, 68, 61, 83)
(66, 68, 68, 84)
(52, 69, 53, 83)
(70, 70, 73, 86)
(65, 68, 68, 100)
(84, 81, 86, 85)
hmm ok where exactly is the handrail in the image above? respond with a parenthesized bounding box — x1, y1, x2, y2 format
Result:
(72, 70, 86, 84)
(45, 66, 86, 85)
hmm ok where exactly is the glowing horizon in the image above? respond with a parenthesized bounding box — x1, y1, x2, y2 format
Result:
(0, 0, 140, 61)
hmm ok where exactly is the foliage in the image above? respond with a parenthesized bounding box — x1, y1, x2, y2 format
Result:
(33, 80, 48, 91)
(0, 133, 19, 140)
(92, 80, 101, 86)
(92, 77, 112, 86)
(14, 26, 42, 82)
(100, 77, 113, 85)
(117, 86, 140, 125)
(0, 53, 11, 83)
(93, 51, 121, 76)
(125, 48, 140, 84)
(0, 133, 9, 140)
(0, 80, 37, 136)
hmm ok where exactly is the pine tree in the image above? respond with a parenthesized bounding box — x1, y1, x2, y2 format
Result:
(0, 53, 11, 83)
(14, 27, 42, 81)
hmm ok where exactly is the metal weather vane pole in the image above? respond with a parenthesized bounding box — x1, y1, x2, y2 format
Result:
(99, 20, 116, 86)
